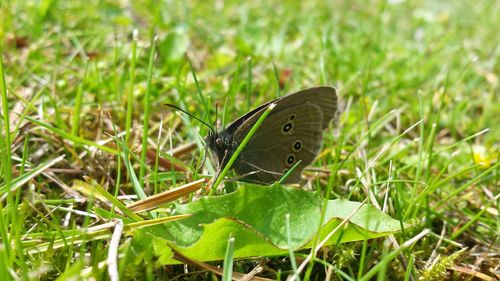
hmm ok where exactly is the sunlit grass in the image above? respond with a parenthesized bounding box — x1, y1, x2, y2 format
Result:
(0, 0, 498, 280)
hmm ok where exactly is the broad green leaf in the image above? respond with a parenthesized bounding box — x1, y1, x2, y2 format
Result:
(133, 184, 404, 264)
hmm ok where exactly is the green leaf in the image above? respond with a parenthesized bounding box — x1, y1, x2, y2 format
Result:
(133, 184, 404, 264)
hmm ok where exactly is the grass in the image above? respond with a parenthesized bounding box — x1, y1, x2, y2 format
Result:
(1, 0, 499, 280)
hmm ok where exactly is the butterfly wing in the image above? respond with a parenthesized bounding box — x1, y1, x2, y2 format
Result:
(233, 102, 325, 184)
(225, 86, 337, 136)
(211, 86, 337, 184)
(273, 86, 338, 130)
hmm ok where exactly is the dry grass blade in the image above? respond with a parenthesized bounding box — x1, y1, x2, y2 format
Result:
(171, 142, 197, 158)
(107, 219, 123, 281)
(452, 265, 497, 281)
(172, 249, 273, 281)
(126, 214, 192, 229)
(127, 178, 206, 212)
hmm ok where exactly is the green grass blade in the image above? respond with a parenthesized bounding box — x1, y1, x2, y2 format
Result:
(0, 54, 14, 266)
(187, 56, 210, 116)
(246, 57, 253, 109)
(278, 160, 302, 184)
(0, 155, 65, 195)
(73, 179, 143, 221)
(359, 229, 430, 281)
(222, 235, 235, 281)
(211, 103, 276, 193)
(125, 29, 138, 144)
(71, 60, 89, 136)
(139, 35, 158, 186)
(286, 214, 301, 281)
(117, 135, 147, 200)
(23, 116, 117, 154)
(434, 162, 500, 210)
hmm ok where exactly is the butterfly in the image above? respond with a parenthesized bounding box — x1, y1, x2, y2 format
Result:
(206, 86, 337, 184)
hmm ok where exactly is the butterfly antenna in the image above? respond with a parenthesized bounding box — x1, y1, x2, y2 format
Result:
(163, 103, 216, 135)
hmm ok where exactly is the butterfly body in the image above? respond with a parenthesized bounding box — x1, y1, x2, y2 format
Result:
(206, 86, 337, 184)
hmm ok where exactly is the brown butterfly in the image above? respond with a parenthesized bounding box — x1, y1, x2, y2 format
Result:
(206, 86, 338, 184)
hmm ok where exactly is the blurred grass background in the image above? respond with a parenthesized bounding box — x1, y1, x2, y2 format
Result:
(1, 0, 498, 280)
